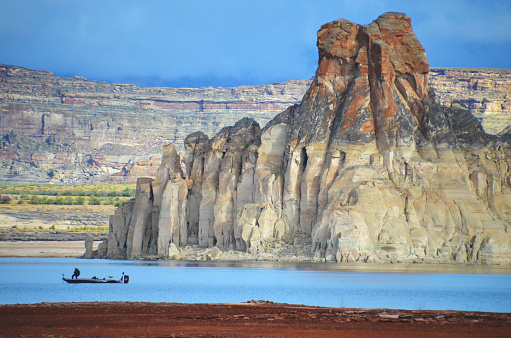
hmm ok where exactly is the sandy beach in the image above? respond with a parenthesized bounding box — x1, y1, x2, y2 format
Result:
(0, 240, 99, 257)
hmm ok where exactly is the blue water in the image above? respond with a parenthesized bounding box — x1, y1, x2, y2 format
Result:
(1, 257, 510, 312)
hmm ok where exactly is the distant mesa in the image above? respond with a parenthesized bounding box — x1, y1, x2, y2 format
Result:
(96, 12, 511, 264)
(0, 61, 510, 184)
(0, 63, 311, 184)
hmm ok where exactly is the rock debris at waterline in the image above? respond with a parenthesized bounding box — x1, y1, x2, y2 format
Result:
(90, 12, 511, 265)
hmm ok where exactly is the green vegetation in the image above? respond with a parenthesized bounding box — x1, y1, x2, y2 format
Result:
(0, 183, 136, 206)
(0, 183, 136, 197)
(0, 195, 12, 204)
(68, 225, 109, 232)
(88, 195, 102, 205)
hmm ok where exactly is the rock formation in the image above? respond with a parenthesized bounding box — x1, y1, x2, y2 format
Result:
(429, 68, 511, 135)
(1, 62, 509, 185)
(0, 64, 309, 183)
(101, 13, 511, 264)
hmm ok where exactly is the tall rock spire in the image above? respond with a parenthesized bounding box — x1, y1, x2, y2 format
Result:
(103, 13, 511, 264)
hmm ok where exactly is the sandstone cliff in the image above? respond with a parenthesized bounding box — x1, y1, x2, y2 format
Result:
(101, 13, 511, 264)
(1, 63, 509, 184)
(429, 68, 511, 135)
(0, 65, 309, 183)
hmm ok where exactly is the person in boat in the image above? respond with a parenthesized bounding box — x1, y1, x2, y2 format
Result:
(72, 268, 80, 279)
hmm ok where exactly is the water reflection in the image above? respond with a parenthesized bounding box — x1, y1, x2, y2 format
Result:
(123, 259, 511, 275)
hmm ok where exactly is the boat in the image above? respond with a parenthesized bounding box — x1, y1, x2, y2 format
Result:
(62, 273, 129, 284)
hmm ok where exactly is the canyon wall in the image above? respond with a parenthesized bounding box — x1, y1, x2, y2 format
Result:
(102, 13, 511, 264)
(1, 65, 509, 184)
(0, 65, 309, 183)
(429, 68, 511, 135)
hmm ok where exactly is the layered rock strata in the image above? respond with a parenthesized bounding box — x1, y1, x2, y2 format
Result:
(0, 65, 309, 183)
(2, 63, 510, 184)
(429, 68, 511, 134)
(103, 13, 510, 263)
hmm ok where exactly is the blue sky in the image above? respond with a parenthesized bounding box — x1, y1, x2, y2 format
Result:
(1, 0, 510, 87)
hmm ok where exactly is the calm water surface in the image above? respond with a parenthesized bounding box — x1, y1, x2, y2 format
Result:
(1, 257, 510, 312)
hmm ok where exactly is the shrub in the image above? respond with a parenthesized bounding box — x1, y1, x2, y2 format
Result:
(0, 195, 12, 204)
(105, 196, 115, 205)
(108, 190, 118, 197)
(121, 187, 134, 197)
(75, 196, 85, 205)
(54, 196, 65, 205)
(92, 190, 107, 197)
(43, 197, 55, 205)
(89, 195, 102, 205)
(30, 194, 40, 204)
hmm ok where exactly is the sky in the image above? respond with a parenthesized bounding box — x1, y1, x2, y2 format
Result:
(1, 0, 510, 88)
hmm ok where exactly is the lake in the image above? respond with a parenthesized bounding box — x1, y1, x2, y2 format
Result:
(1, 257, 510, 312)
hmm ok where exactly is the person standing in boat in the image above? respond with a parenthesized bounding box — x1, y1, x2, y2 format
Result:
(72, 268, 80, 279)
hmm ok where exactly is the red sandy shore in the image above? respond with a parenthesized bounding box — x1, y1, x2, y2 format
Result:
(1, 301, 510, 337)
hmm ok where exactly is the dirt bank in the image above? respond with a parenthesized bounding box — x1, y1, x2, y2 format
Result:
(0, 301, 510, 337)
(0, 241, 100, 257)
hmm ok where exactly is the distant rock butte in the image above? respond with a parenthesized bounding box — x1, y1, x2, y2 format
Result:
(99, 13, 511, 264)
(1, 61, 510, 184)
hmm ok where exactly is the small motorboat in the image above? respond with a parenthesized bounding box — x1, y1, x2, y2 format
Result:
(62, 273, 129, 284)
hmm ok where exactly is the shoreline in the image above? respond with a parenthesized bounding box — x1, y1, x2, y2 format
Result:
(1, 240, 511, 275)
(0, 240, 99, 257)
(1, 301, 510, 337)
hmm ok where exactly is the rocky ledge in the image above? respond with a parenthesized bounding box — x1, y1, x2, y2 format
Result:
(91, 13, 511, 264)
